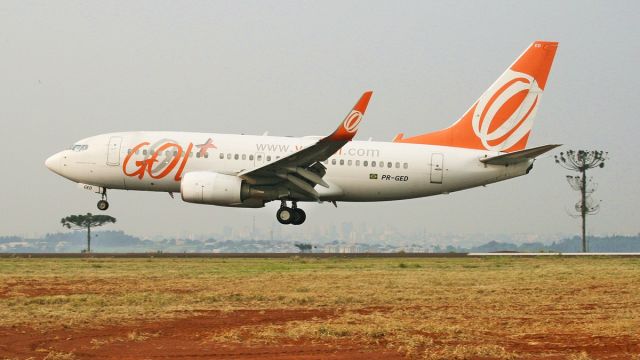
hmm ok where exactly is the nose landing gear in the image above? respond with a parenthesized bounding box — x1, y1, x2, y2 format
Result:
(276, 201, 306, 225)
(97, 188, 109, 211)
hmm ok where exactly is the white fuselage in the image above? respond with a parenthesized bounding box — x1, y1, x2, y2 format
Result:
(46, 131, 533, 204)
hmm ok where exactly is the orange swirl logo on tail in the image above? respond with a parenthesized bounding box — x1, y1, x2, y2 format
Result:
(472, 70, 540, 152)
(343, 110, 363, 133)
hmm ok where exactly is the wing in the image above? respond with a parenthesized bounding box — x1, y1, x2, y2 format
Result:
(239, 91, 373, 200)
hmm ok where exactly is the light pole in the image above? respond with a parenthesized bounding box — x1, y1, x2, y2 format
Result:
(555, 150, 607, 252)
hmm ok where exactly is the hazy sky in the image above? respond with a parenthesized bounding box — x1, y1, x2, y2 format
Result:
(1, 1, 638, 239)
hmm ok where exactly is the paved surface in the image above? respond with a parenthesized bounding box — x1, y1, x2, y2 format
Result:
(1, 252, 639, 258)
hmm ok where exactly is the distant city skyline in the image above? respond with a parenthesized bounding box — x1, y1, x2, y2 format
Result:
(1, 1, 638, 238)
(2, 229, 639, 254)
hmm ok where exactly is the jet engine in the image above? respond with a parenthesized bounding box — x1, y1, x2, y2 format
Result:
(180, 171, 283, 208)
(180, 171, 248, 206)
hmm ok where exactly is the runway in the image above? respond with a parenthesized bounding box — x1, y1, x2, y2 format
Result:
(1, 252, 639, 258)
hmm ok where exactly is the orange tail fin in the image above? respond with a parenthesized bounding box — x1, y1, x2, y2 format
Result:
(395, 41, 558, 152)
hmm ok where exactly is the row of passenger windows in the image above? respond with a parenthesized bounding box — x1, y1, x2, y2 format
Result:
(220, 153, 277, 161)
(127, 149, 281, 161)
(216, 152, 409, 169)
(128, 149, 210, 158)
(324, 159, 409, 169)
(126, 149, 409, 169)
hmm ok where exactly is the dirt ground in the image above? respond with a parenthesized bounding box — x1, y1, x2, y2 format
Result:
(0, 309, 403, 360)
(1, 257, 639, 359)
(1, 307, 637, 359)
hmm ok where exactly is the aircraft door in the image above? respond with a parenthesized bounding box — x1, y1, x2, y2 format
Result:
(106, 136, 122, 166)
(430, 153, 443, 184)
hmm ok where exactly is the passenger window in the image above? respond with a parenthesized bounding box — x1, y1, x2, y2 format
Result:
(267, 156, 271, 161)
(196, 152, 201, 158)
(340, 159, 344, 165)
(364, 161, 368, 167)
(219, 153, 224, 159)
(403, 163, 408, 169)
(143, 149, 147, 156)
(332, 159, 336, 165)
(249, 155, 254, 160)
(387, 162, 392, 168)
(356, 160, 360, 166)
(257, 155, 262, 161)
(234, 154, 239, 160)
(227, 153, 232, 159)
(204, 153, 208, 158)
(379, 161, 384, 167)
(348, 160, 352, 166)
(396, 162, 400, 168)
(371, 161, 376, 168)
(127, 149, 132, 154)
(242, 154, 246, 160)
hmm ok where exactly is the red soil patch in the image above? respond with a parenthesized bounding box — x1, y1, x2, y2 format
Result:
(0, 309, 404, 360)
(0, 308, 638, 359)
(516, 334, 639, 360)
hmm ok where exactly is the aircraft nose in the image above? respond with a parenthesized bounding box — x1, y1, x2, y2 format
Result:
(45, 152, 63, 175)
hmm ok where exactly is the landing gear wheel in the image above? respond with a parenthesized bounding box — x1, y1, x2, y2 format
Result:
(291, 208, 306, 225)
(97, 200, 109, 211)
(276, 207, 293, 224)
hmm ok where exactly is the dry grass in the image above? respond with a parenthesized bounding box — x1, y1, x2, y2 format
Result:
(42, 351, 76, 360)
(1, 257, 639, 359)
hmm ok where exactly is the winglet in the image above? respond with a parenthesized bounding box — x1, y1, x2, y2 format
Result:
(326, 91, 373, 141)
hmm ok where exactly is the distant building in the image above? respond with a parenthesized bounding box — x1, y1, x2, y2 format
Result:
(324, 244, 360, 253)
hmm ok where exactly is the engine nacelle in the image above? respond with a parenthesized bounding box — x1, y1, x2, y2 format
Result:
(181, 172, 245, 206)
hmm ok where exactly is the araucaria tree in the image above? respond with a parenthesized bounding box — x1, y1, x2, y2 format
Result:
(294, 243, 313, 253)
(61, 213, 116, 253)
(555, 150, 607, 252)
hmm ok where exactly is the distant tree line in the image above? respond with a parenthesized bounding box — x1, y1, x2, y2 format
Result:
(1, 233, 639, 253)
(447, 235, 640, 253)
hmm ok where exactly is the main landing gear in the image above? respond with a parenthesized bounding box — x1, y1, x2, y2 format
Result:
(276, 201, 306, 225)
(97, 188, 109, 211)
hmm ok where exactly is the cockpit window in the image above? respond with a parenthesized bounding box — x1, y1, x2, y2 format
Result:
(71, 144, 89, 152)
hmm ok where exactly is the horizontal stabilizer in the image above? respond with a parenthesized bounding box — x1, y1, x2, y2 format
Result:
(480, 144, 561, 165)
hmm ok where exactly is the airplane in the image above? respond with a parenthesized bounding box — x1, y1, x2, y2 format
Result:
(46, 41, 559, 225)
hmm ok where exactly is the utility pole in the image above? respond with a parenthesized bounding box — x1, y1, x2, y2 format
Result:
(555, 150, 607, 252)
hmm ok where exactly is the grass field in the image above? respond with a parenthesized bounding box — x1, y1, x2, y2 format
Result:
(0, 257, 639, 359)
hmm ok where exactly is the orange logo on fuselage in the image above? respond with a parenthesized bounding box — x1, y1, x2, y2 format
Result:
(122, 140, 194, 181)
(196, 138, 217, 157)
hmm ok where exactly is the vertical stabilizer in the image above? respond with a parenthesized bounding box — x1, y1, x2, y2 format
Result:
(395, 41, 558, 152)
